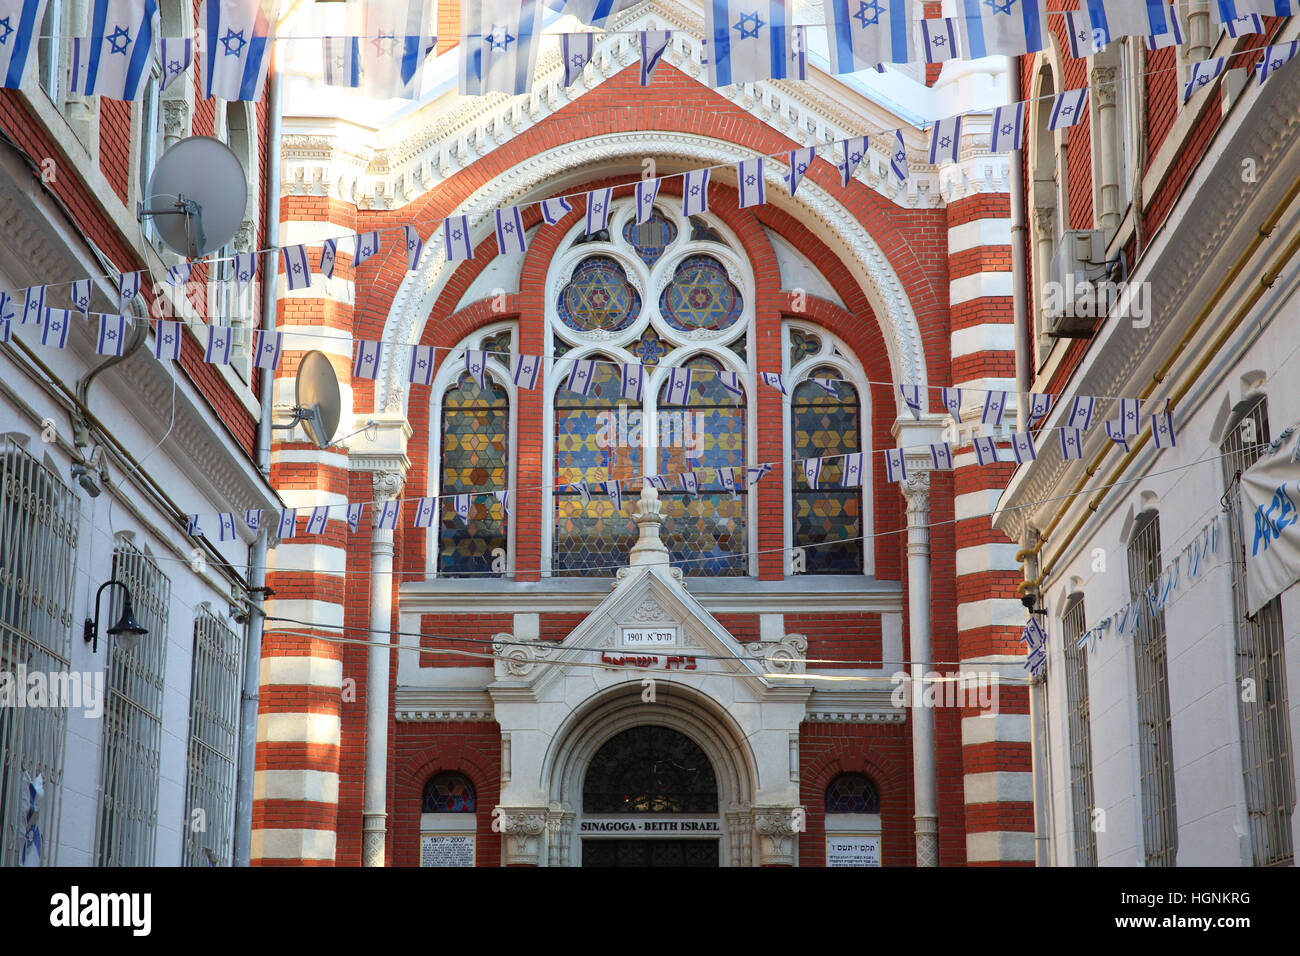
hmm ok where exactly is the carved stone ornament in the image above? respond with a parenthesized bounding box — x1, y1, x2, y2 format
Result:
(492, 633, 555, 680)
(745, 633, 809, 675)
(902, 472, 931, 515)
(752, 806, 803, 867)
(497, 807, 548, 866)
(372, 469, 404, 503)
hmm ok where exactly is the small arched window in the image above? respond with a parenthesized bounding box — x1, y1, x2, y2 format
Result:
(791, 367, 863, 574)
(439, 369, 509, 576)
(422, 772, 477, 813)
(825, 773, 880, 814)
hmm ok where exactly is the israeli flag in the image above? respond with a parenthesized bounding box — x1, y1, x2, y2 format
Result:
(282, 244, 312, 291)
(604, 479, 623, 511)
(276, 508, 297, 540)
(187, 514, 203, 536)
(682, 169, 710, 216)
(1049, 89, 1089, 131)
(346, 502, 363, 534)
(620, 362, 644, 402)
(405, 224, 425, 269)
(889, 130, 908, 185)
(958, 0, 1048, 58)
(1064, 10, 1102, 59)
(646, 475, 670, 491)
(1011, 431, 1037, 464)
(1151, 410, 1177, 449)
(167, 262, 193, 286)
(205, 324, 234, 364)
(973, 435, 1000, 466)
(0, 0, 47, 90)
(322, 35, 361, 87)
(787, 147, 815, 196)
(1184, 58, 1227, 102)
(568, 357, 597, 395)
(982, 389, 1007, 426)
(802, 457, 821, 490)
(71, 279, 91, 316)
(253, 329, 282, 370)
(356, 0, 435, 100)
(1223, 13, 1264, 36)
(408, 344, 435, 386)
(96, 313, 127, 356)
(1258, 42, 1300, 85)
(585, 188, 613, 235)
(234, 252, 257, 289)
(928, 116, 961, 165)
(71, 0, 159, 101)
(494, 490, 509, 515)
(376, 498, 402, 530)
(442, 216, 473, 262)
(639, 30, 672, 85)
(200, 0, 276, 101)
(633, 178, 661, 224)
(495, 206, 528, 254)
(812, 378, 839, 397)
(1085, 0, 1173, 46)
(22, 285, 45, 324)
(747, 462, 772, 486)
(826, 0, 914, 73)
(991, 101, 1026, 153)
(681, 471, 702, 496)
(939, 387, 962, 420)
(898, 383, 923, 420)
(465, 349, 488, 389)
(18, 772, 44, 866)
(1119, 397, 1140, 435)
(719, 466, 738, 498)
(561, 32, 594, 86)
(843, 452, 864, 487)
(1022, 616, 1046, 649)
(572, 482, 591, 505)
(1104, 419, 1130, 450)
(460, 0, 543, 96)
(119, 271, 140, 310)
(154, 319, 182, 360)
(1209, 0, 1290, 24)
(513, 353, 541, 389)
(838, 136, 869, 187)
(413, 496, 437, 528)
(930, 442, 953, 470)
(1145, 8, 1185, 50)
(541, 197, 573, 225)
(354, 230, 381, 266)
(353, 339, 383, 379)
(920, 17, 960, 63)
(705, 0, 804, 87)
(884, 448, 906, 484)
(717, 371, 743, 400)
(1027, 391, 1052, 425)
(1067, 395, 1095, 431)
(760, 371, 786, 395)
(42, 308, 71, 349)
(1059, 427, 1083, 460)
(306, 505, 330, 536)
(160, 36, 192, 91)
(319, 238, 337, 279)
(245, 508, 262, 532)
(736, 158, 765, 209)
(664, 366, 693, 405)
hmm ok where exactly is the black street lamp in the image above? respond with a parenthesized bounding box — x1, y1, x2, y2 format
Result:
(83, 580, 148, 654)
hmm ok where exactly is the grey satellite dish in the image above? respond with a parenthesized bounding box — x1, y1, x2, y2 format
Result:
(271, 350, 340, 449)
(138, 136, 246, 258)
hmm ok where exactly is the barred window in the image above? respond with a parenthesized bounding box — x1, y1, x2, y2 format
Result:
(95, 541, 170, 867)
(183, 608, 244, 866)
(1128, 511, 1178, 867)
(1061, 595, 1097, 867)
(1220, 397, 1294, 866)
(0, 440, 79, 867)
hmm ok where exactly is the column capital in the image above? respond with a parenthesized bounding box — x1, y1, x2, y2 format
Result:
(902, 472, 931, 517)
(371, 468, 405, 504)
(497, 806, 549, 866)
(752, 806, 803, 867)
(1091, 66, 1117, 107)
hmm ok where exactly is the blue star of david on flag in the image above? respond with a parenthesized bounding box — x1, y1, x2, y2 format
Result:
(409, 344, 436, 387)
(827, 0, 914, 73)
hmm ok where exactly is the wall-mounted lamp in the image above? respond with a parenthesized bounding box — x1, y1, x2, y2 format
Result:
(83, 580, 148, 654)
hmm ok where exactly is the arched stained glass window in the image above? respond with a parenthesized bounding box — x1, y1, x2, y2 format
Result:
(439, 372, 508, 576)
(583, 726, 718, 814)
(554, 358, 639, 576)
(825, 773, 880, 814)
(657, 355, 746, 576)
(622, 207, 678, 267)
(422, 772, 477, 813)
(792, 367, 863, 574)
(558, 256, 641, 332)
(659, 255, 742, 332)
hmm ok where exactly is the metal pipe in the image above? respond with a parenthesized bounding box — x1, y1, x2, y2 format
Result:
(1010, 55, 1030, 432)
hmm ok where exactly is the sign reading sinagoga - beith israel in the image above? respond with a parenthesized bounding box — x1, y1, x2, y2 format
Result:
(421, 833, 475, 867)
(621, 626, 678, 646)
(579, 817, 720, 835)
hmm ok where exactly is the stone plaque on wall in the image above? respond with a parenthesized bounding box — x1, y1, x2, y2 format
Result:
(421, 833, 475, 867)
(826, 835, 880, 867)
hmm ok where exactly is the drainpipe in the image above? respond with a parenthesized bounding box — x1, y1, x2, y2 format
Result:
(233, 55, 282, 868)
(1010, 55, 1030, 431)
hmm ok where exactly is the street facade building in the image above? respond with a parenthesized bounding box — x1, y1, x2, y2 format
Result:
(995, 12, 1300, 865)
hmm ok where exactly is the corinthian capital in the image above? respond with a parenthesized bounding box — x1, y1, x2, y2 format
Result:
(372, 469, 405, 504)
(902, 472, 931, 515)
(1091, 67, 1117, 108)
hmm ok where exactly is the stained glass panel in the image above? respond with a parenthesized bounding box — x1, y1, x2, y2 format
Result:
(622, 207, 678, 267)
(659, 255, 743, 332)
(555, 360, 639, 575)
(825, 773, 880, 814)
(792, 368, 863, 574)
(631, 326, 671, 367)
(657, 355, 746, 576)
(439, 373, 508, 576)
(583, 726, 718, 814)
(558, 256, 641, 332)
(422, 772, 477, 813)
(789, 328, 822, 365)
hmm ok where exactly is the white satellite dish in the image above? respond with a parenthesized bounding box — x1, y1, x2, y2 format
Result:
(138, 136, 247, 258)
(271, 350, 340, 450)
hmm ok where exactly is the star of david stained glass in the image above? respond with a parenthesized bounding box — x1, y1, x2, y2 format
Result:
(558, 257, 642, 333)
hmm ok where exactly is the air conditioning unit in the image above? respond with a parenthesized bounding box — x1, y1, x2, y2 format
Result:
(1041, 229, 1108, 337)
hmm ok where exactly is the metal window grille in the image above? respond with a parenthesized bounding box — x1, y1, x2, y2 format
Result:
(95, 541, 170, 867)
(1220, 397, 1294, 866)
(1061, 595, 1098, 867)
(0, 440, 79, 867)
(1128, 511, 1178, 866)
(182, 608, 244, 866)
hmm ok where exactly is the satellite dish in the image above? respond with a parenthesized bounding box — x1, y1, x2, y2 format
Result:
(138, 136, 247, 258)
(271, 350, 340, 449)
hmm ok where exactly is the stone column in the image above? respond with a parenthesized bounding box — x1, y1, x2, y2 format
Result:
(903, 472, 939, 867)
(1092, 67, 1120, 235)
(362, 469, 403, 867)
